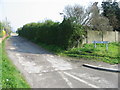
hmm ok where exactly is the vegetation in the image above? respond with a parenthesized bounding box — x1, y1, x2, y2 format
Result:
(0, 22, 4, 37)
(0, 22, 3, 31)
(1, 19, 12, 35)
(37, 42, 120, 64)
(63, 2, 114, 32)
(0, 30, 6, 38)
(18, 19, 86, 49)
(63, 4, 86, 24)
(0, 31, 3, 38)
(0, 20, 11, 37)
(90, 2, 113, 31)
(64, 42, 120, 64)
(102, 1, 120, 31)
(17, 1, 120, 64)
(17, 1, 118, 49)
(0, 38, 30, 88)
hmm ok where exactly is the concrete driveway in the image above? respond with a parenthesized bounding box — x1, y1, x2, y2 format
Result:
(5, 35, 119, 88)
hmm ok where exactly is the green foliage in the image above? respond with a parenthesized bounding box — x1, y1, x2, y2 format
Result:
(0, 21, 11, 36)
(38, 42, 64, 54)
(37, 42, 120, 64)
(70, 24, 86, 48)
(0, 22, 3, 37)
(64, 42, 120, 64)
(0, 38, 30, 88)
(101, 1, 120, 31)
(0, 32, 2, 38)
(18, 19, 86, 49)
(0, 22, 3, 31)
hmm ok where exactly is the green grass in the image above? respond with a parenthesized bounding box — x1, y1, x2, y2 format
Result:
(0, 37, 30, 88)
(64, 42, 120, 64)
(37, 42, 120, 64)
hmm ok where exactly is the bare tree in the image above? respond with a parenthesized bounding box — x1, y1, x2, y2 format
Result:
(90, 2, 113, 41)
(90, 2, 113, 30)
(63, 4, 86, 24)
(90, 16, 113, 31)
(63, 2, 113, 42)
(63, 4, 94, 26)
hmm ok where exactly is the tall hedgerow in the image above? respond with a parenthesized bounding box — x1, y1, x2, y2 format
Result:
(18, 19, 86, 49)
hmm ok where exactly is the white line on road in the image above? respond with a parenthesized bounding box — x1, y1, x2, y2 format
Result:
(10, 47, 16, 50)
(64, 72, 99, 88)
(58, 72, 73, 88)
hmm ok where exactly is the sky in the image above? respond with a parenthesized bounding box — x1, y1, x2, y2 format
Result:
(0, 0, 120, 31)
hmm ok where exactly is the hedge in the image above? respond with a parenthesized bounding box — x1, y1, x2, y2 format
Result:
(18, 19, 85, 49)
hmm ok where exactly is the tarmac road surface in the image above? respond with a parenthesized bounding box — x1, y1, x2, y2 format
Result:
(5, 35, 119, 88)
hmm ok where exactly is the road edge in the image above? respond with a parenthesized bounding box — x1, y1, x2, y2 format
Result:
(83, 64, 120, 73)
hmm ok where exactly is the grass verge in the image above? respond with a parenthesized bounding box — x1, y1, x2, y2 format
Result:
(0, 37, 30, 88)
(37, 42, 120, 64)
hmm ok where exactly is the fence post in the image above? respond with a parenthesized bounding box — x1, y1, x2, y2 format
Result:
(106, 43, 108, 51)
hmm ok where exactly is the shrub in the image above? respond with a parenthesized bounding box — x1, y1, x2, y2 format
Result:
(18, 19, 86, 49)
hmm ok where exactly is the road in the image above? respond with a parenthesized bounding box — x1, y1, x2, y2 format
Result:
(5, 35, 119, 88)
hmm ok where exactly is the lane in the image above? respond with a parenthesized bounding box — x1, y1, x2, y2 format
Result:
(6, 36, 71, 88)
(63, 72, 99, 88)
(5, 35, 118, 88)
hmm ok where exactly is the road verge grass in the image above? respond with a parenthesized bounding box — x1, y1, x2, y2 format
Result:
(37, 42, 120, 64)
(0, 37, 30, 88)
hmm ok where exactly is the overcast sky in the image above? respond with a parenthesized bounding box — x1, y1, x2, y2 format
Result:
(0, 0, 119, 31)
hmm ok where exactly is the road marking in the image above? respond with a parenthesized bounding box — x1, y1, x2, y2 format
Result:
(46, 57, 72, 71)
(58, 72, 73, 88)
(64, 72, 99, 88)
(50, 55, 54, 57)
(10, 47, 15, 50)
(16, 53, 20, 56)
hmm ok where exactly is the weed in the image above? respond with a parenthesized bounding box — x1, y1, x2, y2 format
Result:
(38, 42, 120, 64)
(0, 38, 30, 88)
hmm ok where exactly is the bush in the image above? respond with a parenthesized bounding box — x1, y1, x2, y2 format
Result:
(18, 19, 86, 49)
